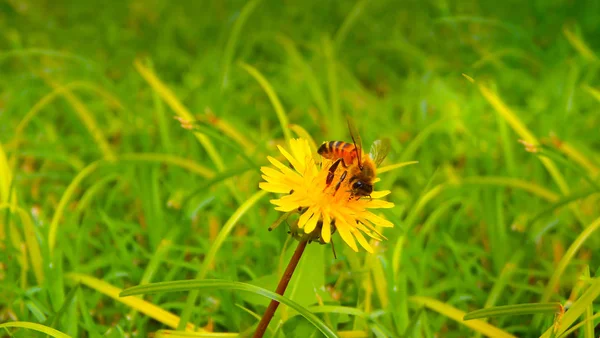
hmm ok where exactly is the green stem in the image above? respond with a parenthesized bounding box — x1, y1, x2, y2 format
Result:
(253, 240, 308, 338)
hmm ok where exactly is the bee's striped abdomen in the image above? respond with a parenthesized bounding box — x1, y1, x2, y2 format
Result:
(318, 141, 358, 166)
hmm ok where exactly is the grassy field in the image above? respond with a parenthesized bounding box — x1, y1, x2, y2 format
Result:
(2, 1, 600, 337)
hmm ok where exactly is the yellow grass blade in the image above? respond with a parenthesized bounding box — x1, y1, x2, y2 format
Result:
(202, 108, 255, 152)
(48, 161, 101, 255)
(66, 272, 198, 332)
(378, 161, 419, 174)
(457, 176, 559, 202)
(540, 216, 600, 304)
(118, 153, 215, 178)
(239, 62, 292, 143)
(0, 142, 16, 245)
(338, 331, 369, 338)
(582, 85, 600, 102)
(10, 81, 124, 168)
(563, 27, 598, 63)
(478, 84, 570, 195)
(0, 321, 71, 338)
(42, 79, 116, 161)
(155, 330, 238, 337)
(15, 206, 44, 284)
(0, 142, 15, 206)
(410, 296, 517, 338)
(134, 59, 225, 171)
(554, 141, 599, 177)
(540, 278, 600, 338)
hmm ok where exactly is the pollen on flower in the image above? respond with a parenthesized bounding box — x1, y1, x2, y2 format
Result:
(259, 138, 395, 253)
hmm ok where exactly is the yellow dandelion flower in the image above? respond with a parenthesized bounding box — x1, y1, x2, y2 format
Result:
(259, 138, 395, 253)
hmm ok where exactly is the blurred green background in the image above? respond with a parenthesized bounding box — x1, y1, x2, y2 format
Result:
(1, 0, 600, 337)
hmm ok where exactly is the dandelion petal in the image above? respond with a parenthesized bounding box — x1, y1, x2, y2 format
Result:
(352, 229, 374, 253)
(336, 220, 358, 252)
(321, 212, 331, 243)
(366, 200, 395, 209)
(259, 183, 291, 193)
(364, 212, 394, 227)
(298, 207, 314, 228)
(277, 145, 304, 174)
(371, 190, 391, 198)
(304, 209, 320, 233)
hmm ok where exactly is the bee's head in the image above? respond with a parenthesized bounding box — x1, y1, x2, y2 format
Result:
(351, 180, 373, 197)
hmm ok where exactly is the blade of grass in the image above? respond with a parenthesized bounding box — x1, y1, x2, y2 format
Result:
(484, 252, 523, 309)
(133, 58, 225, 171)
(378, 161, 419, 174)
(42, 78, 116, 161)
(535, 148, 600, 191)
(583, 266, 594, 338)
(17, 207, 44, 284)
(322, 36, 342, 138)
(76, 287, 101, 338)
(534, 218, 600, 327)
(66, 272, 198, 332)
(239, 62, 292, 143)
(118, 153, 215, 178)
(276, 35, 329, 117)
(189, 124, 257, 167)
(46, 283, 79, 330)
(200, 108, 255, 152)
(554, 146, 599, 183)
(128, 231, 177, 322)
(540, 278, 600, 338)
(582, 85, 600, 102)
(48, 151, 222, 254)
(73, 174, 119, 221)
(338, 332, 369, 338)
(156, 330, 239, 337)
(456, 176, 559, 202)
(334, 0, 369, 48)
(478, 83, 569, 196)
(464, 303, 562, 320)
(220, 0, 261, 90)
(410, 296, 516, 338)
(557, 313, 600, 338)
(399, 118, 450, 162)
(368, 253, 388, 310)
(496, 105, 516, 175)
(0, 321, 71, 338)
(177, 190, 267, 330)
(0, 142, 15, 205)
(148, 59, 173, 153)
(0, 47, 97, 67)
(563, 27, 598, 63)
(180, 166, 253, 211)
(539, 216, 600, 305)
(48, 160, 102, 255)
(529, 189, 599, 237)
(120, 279, 337, 338)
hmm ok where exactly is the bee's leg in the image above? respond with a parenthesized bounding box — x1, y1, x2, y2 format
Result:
(333, 170, 348, 196)
(325, 158, 343, 188)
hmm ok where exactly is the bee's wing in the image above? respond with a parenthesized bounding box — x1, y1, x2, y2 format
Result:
(347, 116, 363, 163)
(369, 138, 391, 167)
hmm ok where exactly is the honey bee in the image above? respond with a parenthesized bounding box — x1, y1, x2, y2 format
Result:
(318, 118, 391, 198)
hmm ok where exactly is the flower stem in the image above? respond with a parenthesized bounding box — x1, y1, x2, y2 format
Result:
(253, 240, 308, 338)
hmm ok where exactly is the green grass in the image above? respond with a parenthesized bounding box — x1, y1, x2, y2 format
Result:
(1, 0, 600, 337)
